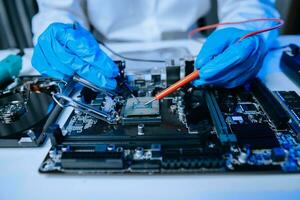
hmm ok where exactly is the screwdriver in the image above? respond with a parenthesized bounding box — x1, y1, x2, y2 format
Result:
(144, 70, 200, 105)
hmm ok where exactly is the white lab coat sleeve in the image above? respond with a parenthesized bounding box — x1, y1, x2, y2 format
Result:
(217, 0, 280, 48)
(32, 0, 89, 45)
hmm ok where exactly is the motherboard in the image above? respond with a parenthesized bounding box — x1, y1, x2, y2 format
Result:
(39, 60, 300, 174)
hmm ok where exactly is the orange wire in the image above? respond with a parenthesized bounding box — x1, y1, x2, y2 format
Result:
(189, 18, 284, 41)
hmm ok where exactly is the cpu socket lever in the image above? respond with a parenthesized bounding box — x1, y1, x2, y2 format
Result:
(51, 77, 120, 125)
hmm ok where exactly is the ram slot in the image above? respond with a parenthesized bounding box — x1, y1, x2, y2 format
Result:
(205, 91, 236, 144)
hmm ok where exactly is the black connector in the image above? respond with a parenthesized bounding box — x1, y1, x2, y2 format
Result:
(252, 79, 290, 129)
(280, 43, 300, 87)
(205, 91, 237, 144)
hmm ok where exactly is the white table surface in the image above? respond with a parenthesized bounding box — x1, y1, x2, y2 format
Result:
(1, 37, 300, 200)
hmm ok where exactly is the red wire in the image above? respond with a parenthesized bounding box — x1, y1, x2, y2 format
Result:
(189, 18, 284, 41)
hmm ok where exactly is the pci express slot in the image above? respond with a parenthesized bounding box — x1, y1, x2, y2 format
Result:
(252, 79, 290, 129)
(62, 135, 203, 146)
(205, 91, 236, 144)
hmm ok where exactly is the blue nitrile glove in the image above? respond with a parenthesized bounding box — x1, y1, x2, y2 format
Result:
(193, 28, 266, 88)
(32, 23, 119, 90)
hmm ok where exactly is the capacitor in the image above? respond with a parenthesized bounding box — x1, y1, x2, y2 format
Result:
(238, 151, 248, 164)
(137, 124, 144, 135)
(238, 147, 250, 164)
(107, 144, 116, 151)
(135, 147, 144, 159)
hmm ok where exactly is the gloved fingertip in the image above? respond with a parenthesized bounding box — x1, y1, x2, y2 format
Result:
(194, 56, 205, 69)
(192, 78, 206, 87)
(103, 78, 117, 90)
(99, 57, 120, 78)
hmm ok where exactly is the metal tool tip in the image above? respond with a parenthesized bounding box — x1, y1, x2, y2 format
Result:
(144, 98, 155, 106)
(131, 94, 140, 103)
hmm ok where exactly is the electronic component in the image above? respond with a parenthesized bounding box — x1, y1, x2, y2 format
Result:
(121, 97, 161, 125)
(206, 91, 237, 143)
(274, 91, 300, 138)
(252, 80, 290, 129)
(271, 147, 286, 162)
(231, 123, 279, 149)
(166, 64, 180, 86)
(236, 103, 258, 114)
(230, 116, 244, 124)
(137, 124, 145, 135)
(184, 58, 194, 76)
(39, 62, 300, 174)
(123, 97, 159, 116)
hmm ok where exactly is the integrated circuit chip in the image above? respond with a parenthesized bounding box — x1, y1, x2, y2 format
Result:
(121, 97, 161, 125)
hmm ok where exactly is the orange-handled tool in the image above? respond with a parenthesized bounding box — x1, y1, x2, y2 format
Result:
(144, 18, 284, 106)
(144, 70, 200, 105)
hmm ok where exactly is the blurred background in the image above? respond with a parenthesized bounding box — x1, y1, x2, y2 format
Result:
(0, 0, 299, 50)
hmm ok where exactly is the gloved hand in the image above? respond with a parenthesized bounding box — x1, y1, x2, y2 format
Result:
(32, 23, 119, 90)
(193, 27, 266, 88)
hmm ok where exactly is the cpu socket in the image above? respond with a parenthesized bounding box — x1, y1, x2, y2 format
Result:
(121, 97, 161, 125)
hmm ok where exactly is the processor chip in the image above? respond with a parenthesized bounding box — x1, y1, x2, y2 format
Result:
(121, 97, 161, 125)
(123, 97, 159, 117)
